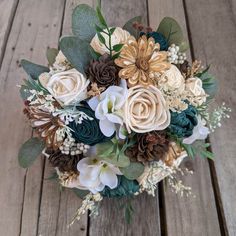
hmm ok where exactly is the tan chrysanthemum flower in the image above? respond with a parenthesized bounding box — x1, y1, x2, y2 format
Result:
(115, 35, 170, 87)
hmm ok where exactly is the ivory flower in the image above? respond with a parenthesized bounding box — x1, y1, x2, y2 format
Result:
(183, 116, 210, 144)
(124, 85, 170, 133)
(39, 68, 89, 105)
(115, 35, 170, 87)
(185, 77, 206, 106)
(90, 27, 130, 55)
(77, 157, 122, 194)
(88, 80, 128, 137)
(158, 65, 185, 93)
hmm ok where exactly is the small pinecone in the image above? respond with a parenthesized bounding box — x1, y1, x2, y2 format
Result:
(177, 60, 190, 75)
(48, 149, 83, 172)
(87, 54, 120, 89)
(125, 131, 170, 163)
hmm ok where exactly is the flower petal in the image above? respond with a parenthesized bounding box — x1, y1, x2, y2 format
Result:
(100, 168, 118, 189)
(99, 119, 116, 137)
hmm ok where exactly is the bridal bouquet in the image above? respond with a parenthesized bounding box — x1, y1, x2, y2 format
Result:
(18, 4, 230, 223)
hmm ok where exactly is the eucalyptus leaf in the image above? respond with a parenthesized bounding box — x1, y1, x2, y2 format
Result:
(123, 16, 142, 38)
(21, 59, 49, 80)
(120, 162, 144, 180)
(97, 151, 130, 168)
(179, 41, 189, 52)
(46, 48, 59, 66)
(73, 188, 90, 199)
(199, 72, 218, 99)
(72, 4, 103, 41)
(157, 17, 184, 46)
(19, 85, 31, 100)
(18, 137, 45, 168)
(59, 36, 92, 74)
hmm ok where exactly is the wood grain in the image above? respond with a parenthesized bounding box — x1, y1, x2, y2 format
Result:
(185, 0, 236, 234)
(89, 1, 160, 235)
(148, 0, 221, 235)
(0, 0, 65, 235)
(0, 0, 19, 65)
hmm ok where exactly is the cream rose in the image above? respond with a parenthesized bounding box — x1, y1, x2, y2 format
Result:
(123, 85, 170, 133)
(90, 27, 130, 55)
(185, 77, 206, 106)
(39, 68, 89, 105)
(158, 65, 185, 93)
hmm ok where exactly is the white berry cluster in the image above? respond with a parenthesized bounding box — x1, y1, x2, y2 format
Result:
(59, 137, 90, 156)
(167, 44, 187, 64)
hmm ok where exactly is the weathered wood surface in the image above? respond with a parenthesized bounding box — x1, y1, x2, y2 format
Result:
(0, 0, 19, 65)
(0, 0, 235, 235)
(89, 1, 161, 236)
(185, 0, 236, 235)
(148, 1, 221, 235)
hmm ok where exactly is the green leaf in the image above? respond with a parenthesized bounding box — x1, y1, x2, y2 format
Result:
(45, 172, 58, 181)
(73, 188, 90, 199)
(19, 85, 31, 100)
(18, 137, 45, 168)
(123, 16, 142, 38)
(21, 59, 49, 80)
(97, 32, 106, 44)
(157, 17, 184, 46)
(179, 41, 189, 52)
(72, 4, 102, 41)
(95, 24, 104, 32)
(96, 6, 107, 27)
(109, 27, 116, 35)
(46, 48, 59, 66)
(113, 44, 124, 52)
(112, 52, 121, 60)
(89, 46, 102, 60)
(120, 162, 144, 180)
(125, 206, 132, 224)
(59, 36, 92, 74)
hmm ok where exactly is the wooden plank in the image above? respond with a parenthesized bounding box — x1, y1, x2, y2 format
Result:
(89, 1, 161, 235)
(148, 1, 221, 235)
(0, 0, 19, 65)
(0, 0, 65, 235)
(37, 1, 94, 236)
(184, 0, 236, 234)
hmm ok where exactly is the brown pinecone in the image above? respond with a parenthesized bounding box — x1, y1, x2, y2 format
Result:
(48, 149, 83, 172)
(125, 131, 170, 163)
(87, 54, 120, 89)
(177, 60, 190, 75)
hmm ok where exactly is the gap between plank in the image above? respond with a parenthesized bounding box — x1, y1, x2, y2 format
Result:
(182, 1, 229, 235)
(0, 0, 20, 70)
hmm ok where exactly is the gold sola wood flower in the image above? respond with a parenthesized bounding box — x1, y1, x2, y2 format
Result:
(24, 106, 65, 150)
(115, 35, 170, 87)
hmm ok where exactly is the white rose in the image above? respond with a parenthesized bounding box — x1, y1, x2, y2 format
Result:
(185, 77, 206, 106)
(124, 85, 170, 133)
(39, 68, 89, 105)
(158, 65, 185, 93)
(90, 27, 130, 55)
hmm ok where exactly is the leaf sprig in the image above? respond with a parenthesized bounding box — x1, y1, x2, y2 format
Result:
(95, 6, 123, 58)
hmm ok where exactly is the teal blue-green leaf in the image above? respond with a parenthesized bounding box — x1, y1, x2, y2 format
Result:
(18, 137, 45, 168)
(46, 48, 59, 66)
(101, 176, 139, 198)
(157, 17, 184, 46)
(120, 162, 144, 180)
(73, 188, 90, 199)
(72, 4, 103, 41)
(59, 36, 92, 74)
(123, 16, 142, 38)
(21, 59, 49, 80)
